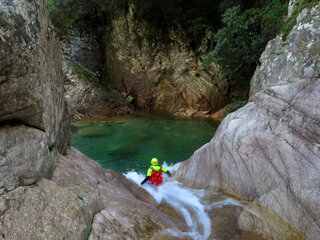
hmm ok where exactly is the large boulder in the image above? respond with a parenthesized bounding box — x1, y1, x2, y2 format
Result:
(0, 178, 100, 240)
(0, 148, 177, 239)
(0, 124, 56, 192)
(105, 7, 228, 117)
(53, 148, 176, 240)
(175, 3, 320, 240)
(0, 0, 70, 153)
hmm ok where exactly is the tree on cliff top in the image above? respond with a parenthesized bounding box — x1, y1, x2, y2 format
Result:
(45, 0, 126, 34)
(203, 0, 287, 96)
(46, 0, 288, 102)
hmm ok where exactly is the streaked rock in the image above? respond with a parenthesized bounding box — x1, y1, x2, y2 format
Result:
(175, 3, 320, 239)
(0, 0, 70, 154)
(105, 6, 228, 116)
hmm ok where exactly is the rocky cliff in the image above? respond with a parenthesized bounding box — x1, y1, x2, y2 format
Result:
(0, 147, 177, 239)
(0, 0, 70, 191)
(63, 28, 134, 119)
(0, 0, 71, 154)
(105, 6, 228, 118)
(0, 1, 186, 239)
(175, 2, 320, 239)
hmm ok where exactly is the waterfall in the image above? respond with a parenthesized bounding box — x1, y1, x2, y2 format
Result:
(125, 164, 211, 240)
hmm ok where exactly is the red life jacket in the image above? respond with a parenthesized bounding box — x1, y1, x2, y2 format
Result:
(148, 166, 163, 187)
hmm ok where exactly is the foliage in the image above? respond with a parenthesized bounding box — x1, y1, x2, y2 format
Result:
(281, 0, 320, 40)
(129, 0, 222, 45)
(219, 0, 243, 13)
(71, 63, 102, 87)
(45, 0, 126, 35)
(75, 66, 87, 74)
(45, 0, 231, 45)
(223, 100, 247, 116)
(202, 51, 215, 70)
(45, 0, 292, 102)
(204, 0, 287, 89)
(86, 230, 91, 240)
(45, 0, 281, 44)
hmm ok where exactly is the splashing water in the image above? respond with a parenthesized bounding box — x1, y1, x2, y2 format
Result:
(125, 164, 211, 240)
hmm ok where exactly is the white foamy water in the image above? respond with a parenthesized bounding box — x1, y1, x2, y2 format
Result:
(124, 164, 211, 240)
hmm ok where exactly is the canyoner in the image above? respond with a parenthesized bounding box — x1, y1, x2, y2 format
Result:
(140, 158, 172, 187)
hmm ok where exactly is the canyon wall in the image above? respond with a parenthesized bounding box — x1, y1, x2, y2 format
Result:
(175, 2, 320, 239)
(0, 0, 70, 191)
(105, 7, 228, 117)
(63, 28, 134, 119)
(0, 2, 183, 239)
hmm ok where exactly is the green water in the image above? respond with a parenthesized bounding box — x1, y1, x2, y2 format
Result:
(71, 114, 219, 173)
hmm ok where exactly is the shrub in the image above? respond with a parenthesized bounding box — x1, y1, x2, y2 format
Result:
(45, 0, 126, 35)
(204, 0, 287, 88)
(223, 100, 247, 116)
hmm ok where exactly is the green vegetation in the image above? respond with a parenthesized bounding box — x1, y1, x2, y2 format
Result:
(45, 0, 267, 41)
(86, 229, 91, 240)
(71, 63, 100, 85)
(129, 0, 222, 44)
(281, 0, 320, 40)
(45, 0, 126, 34)
(223, 100, 247, 116)
(74, 65, 87, 74)
(204, 0, 287, 98)
(45, 0, 301, 107)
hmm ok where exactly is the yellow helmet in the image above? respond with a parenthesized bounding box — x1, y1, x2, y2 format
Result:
(151, 158, 158, 166)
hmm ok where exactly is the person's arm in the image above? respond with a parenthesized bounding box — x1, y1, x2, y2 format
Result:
(161, 167, 171, 177)
(140, 168, 153, 185)
(140, 176, 150, 185)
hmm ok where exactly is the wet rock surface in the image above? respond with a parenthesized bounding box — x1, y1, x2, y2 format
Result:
(203, 191, 268, 240)
(176, 3, 320, 240)
(0, 147, 178, 239)
(105, 7, 228, 117)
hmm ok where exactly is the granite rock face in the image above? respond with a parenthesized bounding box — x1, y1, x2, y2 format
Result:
(64, 28, 104, 77)
(0, 0, 70, 153)
(0, 148, 177, 240)
(175, 3, 320, 240)
(54, 148, 175, 240)
(63, 29, 134, 119)
(0, 124, 56, 192)
(105, 7, 228, 117)
(0, 178, 98, 240)
(63, 52, 134, 119)
(288, 0, 299, 18)
(250, 3, 320, 96)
